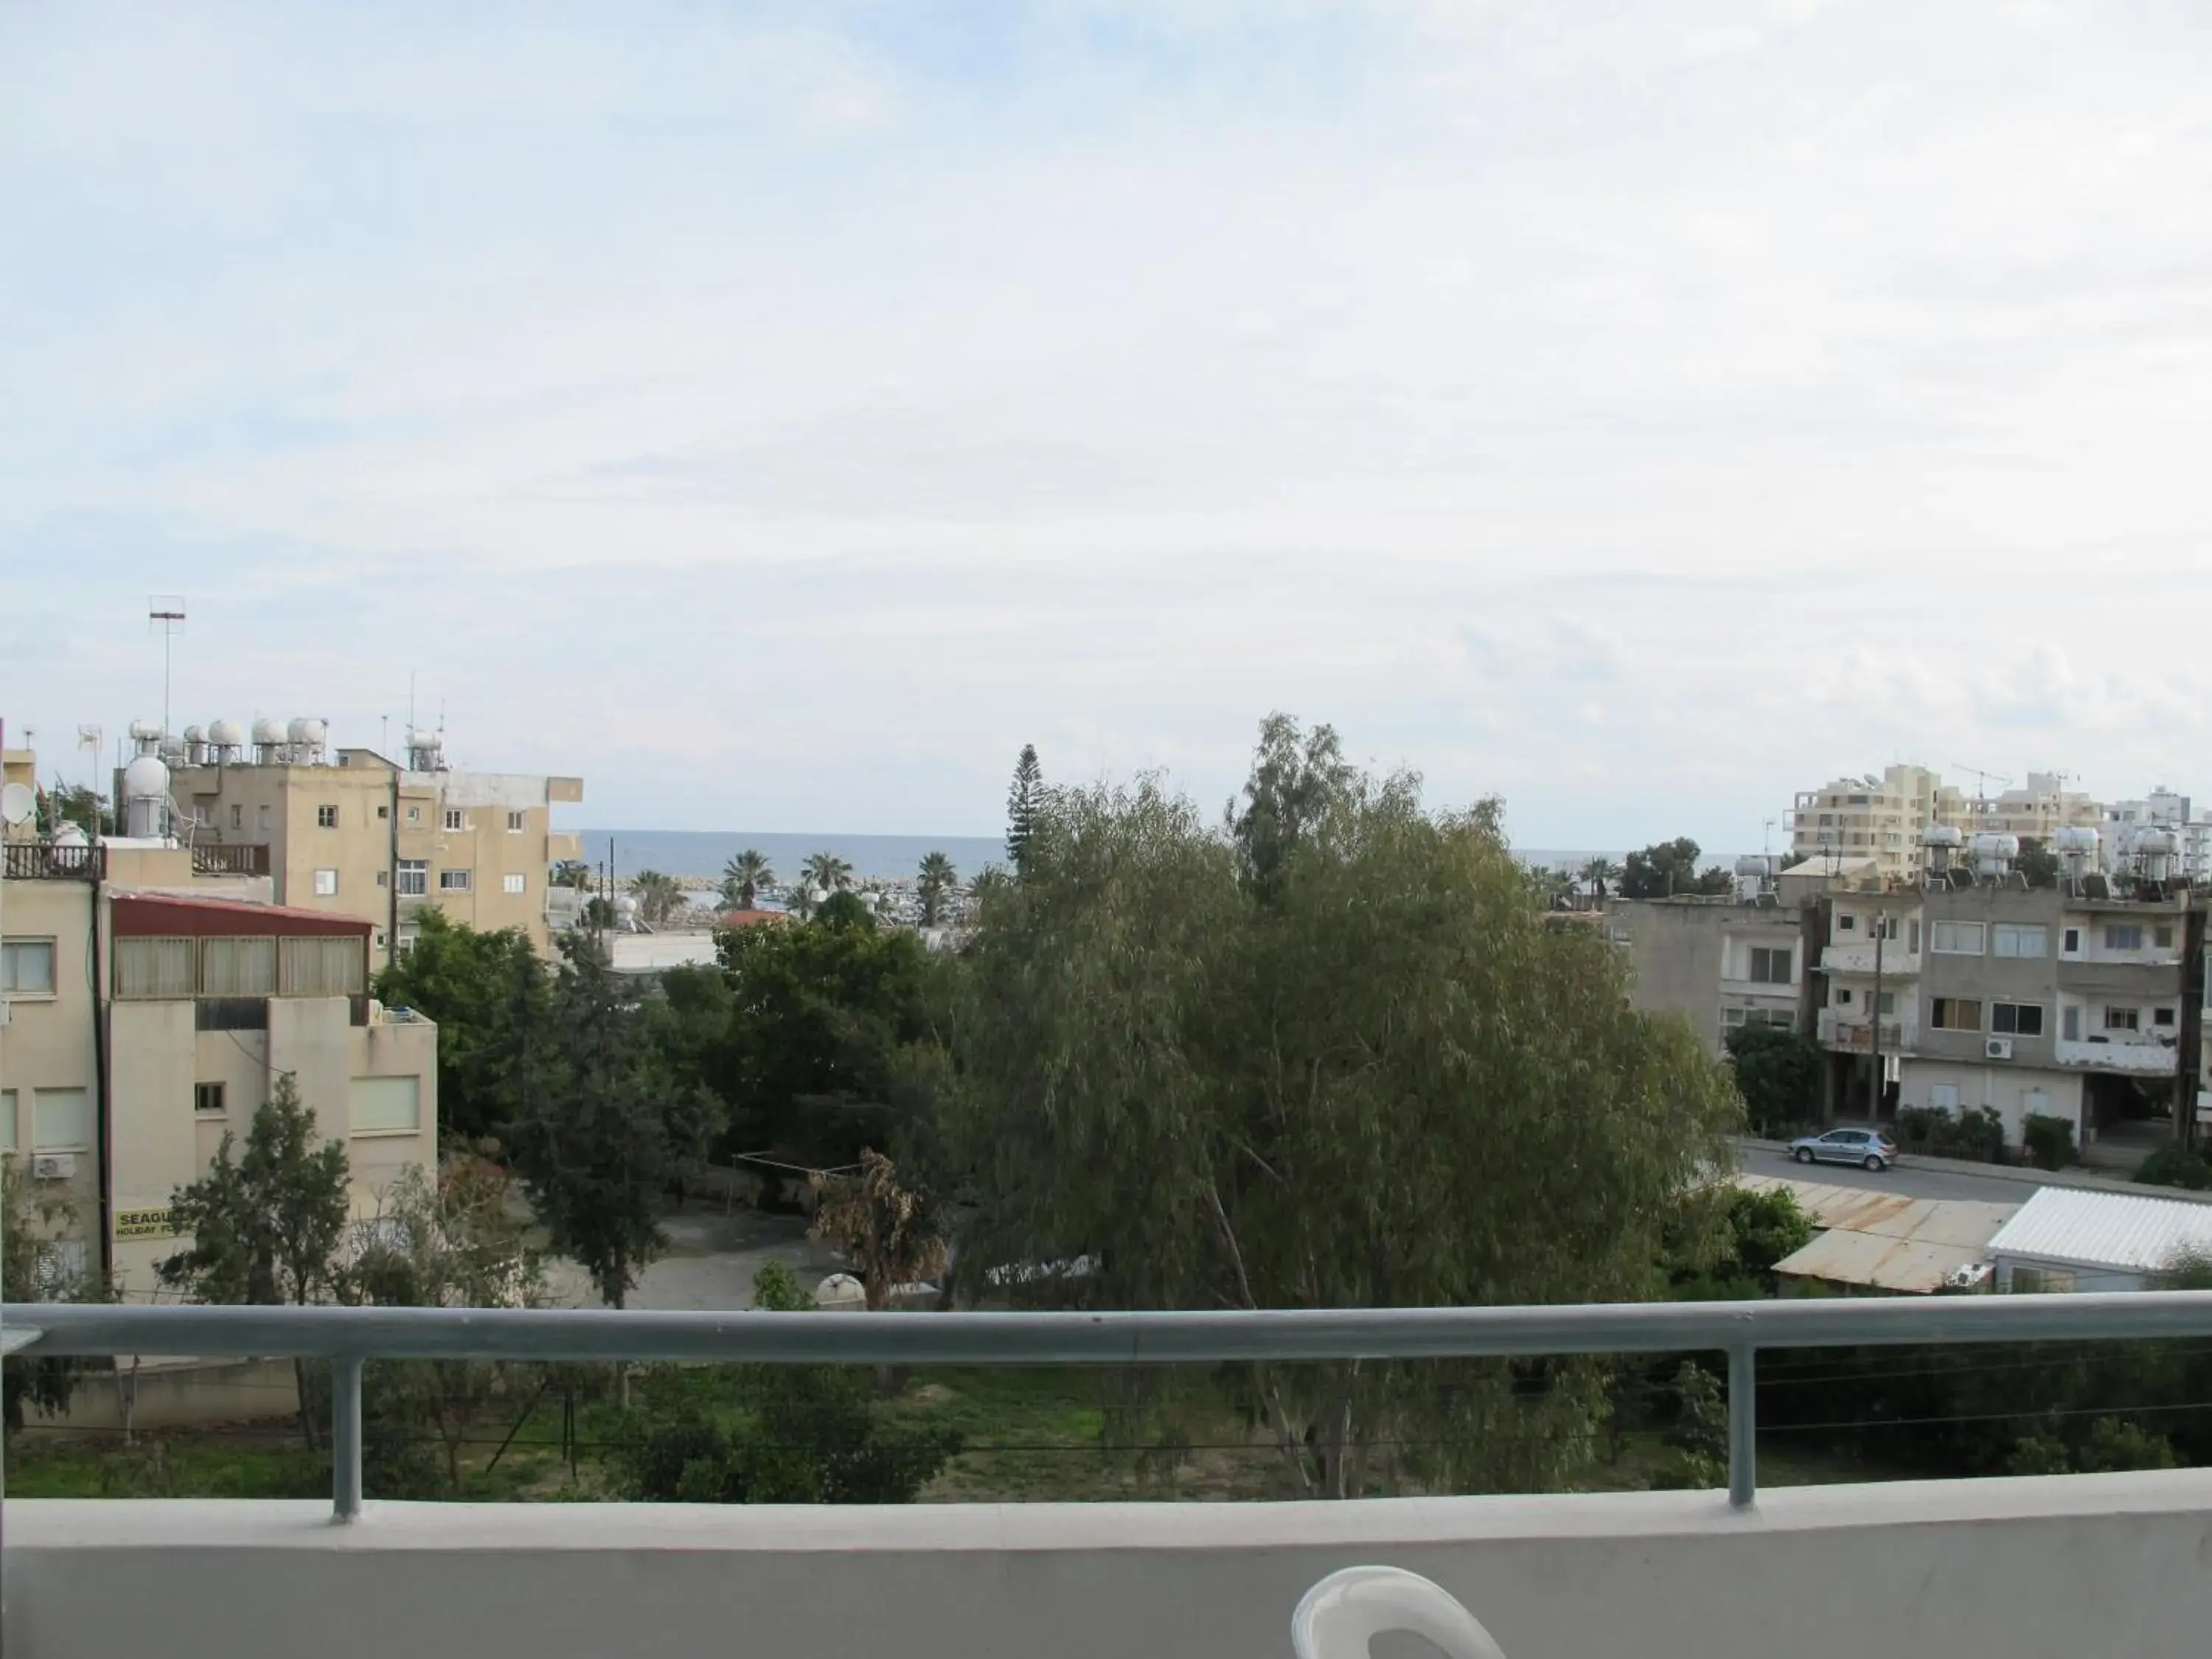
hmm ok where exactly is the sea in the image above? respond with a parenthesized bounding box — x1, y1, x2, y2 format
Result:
(569, 832, 1701, 886)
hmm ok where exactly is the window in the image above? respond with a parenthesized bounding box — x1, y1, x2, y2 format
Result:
(1879, 991, 1896, 1015)
(229, 804, 243, 829)
(195, 1082, 226, 1116)
(0, 1090, 14, 1151)
(200, 936, 275, 997)
(2062, 927, 2081, 953)
(1, 939, 56, 995)
(2106, 1006, 2140, 1032)
(1874, 915, 1899, 941)
(113, 936, 197, 999)
(1721, 1007, 1747, 1027)
(2156, 925, 2175, 949)
(507, 810, 526, 833)
(1930, 1083, 1961, 1110)
(32, 1088, 93, 1152)
(1909, 919, 1922, 953)
(279, 936, 366, 998)
(2063, 1004, 2081, 1041)
(316, 804, 338, 829)
(375, 869, 388, 887)
(1747, 947, 1792, 984)
(1838, 914, 1857, 932)
(1931, 998, 1983, 1032)
(1992, 1003, 2045, 1037)
(349, 1075, 421, 1135)
(258, 804, 272, 832)
(2154, 1006, 2177, 1028)
(443, 809, 465, 832)
(1931, 921, 1986, 955)
(407, 806, 420, 822)
(503, 873, 526, 895)
(1834, 987, 1853, 1006)
(397, 860, 428, 897)
(2105, 925, 2144, 951)
(2011, 1266, 2076, 1294)
(1992, 925, 2048, 959)
(313, 869, 338, 897)
(439, 869, 472, 892)
(377, 804, 389, 819)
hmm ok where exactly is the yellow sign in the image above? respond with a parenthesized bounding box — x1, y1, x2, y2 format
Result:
(114, 1207, 175, 1240)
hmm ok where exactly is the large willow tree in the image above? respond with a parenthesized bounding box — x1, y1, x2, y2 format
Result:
(945, 714, 1743, 1496)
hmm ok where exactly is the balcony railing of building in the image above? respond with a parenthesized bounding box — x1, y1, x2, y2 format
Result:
(189, 841, 271, 877)
(1, 842, 102, 881)
(1815, 1012, 1905, 1052)
(1818, 943, 1920, 978)
(14, 1291, 2212, 1524)
(2056, 1034, 2180, 1074)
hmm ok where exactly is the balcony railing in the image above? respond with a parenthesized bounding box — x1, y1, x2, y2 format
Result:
(2, 841, 102, 880)
(15, 1291, 2212, 1523)
(1815, 1012, 1906, 1052)
(190, 841, 271, 876)
(2056, 1034, 2180, 1074)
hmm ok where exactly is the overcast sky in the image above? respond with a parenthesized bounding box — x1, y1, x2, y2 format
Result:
(7, 1, 2211, 849)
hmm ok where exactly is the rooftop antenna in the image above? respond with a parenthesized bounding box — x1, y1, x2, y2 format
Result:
(1951, 762, 2011, 827)
(149, 594, 186, 739)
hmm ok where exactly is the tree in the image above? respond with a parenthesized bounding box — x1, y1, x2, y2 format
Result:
(2015, 836, 2062, 889)
(801, 852, 854, 897)
(1579, 856, 1621, 903)
(1723, 1023, 1824, 1137)
(2, 1163, 109, 1433)
(508, 942, 725, 1307)
(629, 869, 687, 928)
(1005, 743, 1043, 874)
(810, 1151, 946, 1313)
(718, 849, 775, 911)
(916, 851, 959, 927)
(550, 859, 593, 891)
(945, 717, 1745, 1498)
(1619, 838, 1730, 900)
(160, 1073, 352, 1444)
(1228, 712, 1357, 903)
(372, 911, 547, 1146)
(39, 780, 106, 839)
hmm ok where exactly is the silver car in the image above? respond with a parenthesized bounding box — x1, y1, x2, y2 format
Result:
(1788, 1127, 1897, 1172)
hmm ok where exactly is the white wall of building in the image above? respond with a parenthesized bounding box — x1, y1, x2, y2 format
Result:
(1896, 1059, 2083, 1141)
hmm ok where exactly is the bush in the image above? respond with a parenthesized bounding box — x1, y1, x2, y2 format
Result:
(2022, 1113, 2075, 1172)
(1893, 1105, 2007, 1164)
(2135, 1145, 2212, 1191)
(1725, 1024, 1823, 1137)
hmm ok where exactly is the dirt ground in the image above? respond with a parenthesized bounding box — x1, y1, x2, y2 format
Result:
(543, 1202, 847, 1310)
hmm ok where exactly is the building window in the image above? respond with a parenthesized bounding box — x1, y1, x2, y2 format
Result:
(2156, 925, 2176, 949)
(1931, 998, 1983, 1032)
(195, 1082, 226, 1116)
(439, 869, 472, 892)
(2063, 1004, 2081, 1041)
(0, 1089, 13, 1152)
(1930, 1083, 1961, 1110)
(1, 939, 56, 995)
(2062, 927, 2081, 954)
(2106, 1006, 2140, 1032)
(397, 860, 428, 897)
(1909, 919, 1921, 952)
(32, 1088, 93, 1152)
(316, 804, 338, 828)
(507, 810, 526, 833)
(113, 936, 196, 999)
(2105, 925, 2144, 951)
(443, 809, 465, 832)
(279, 936, 366, 998)
(1834, 987, 1853, 1006)
(377, 804, 389, 819)
(1838, 914, 1857, 931)
(200, 936, 275, 997)
(1992, 925, 2047, 959)
(1747, 947, 1792, 984)
(349, 1075, 421, 1135)
(1930, 921, 1986, 955)
(229, 804, 243, 830)
(258, 804, 272, 832)
(503, 873, 526, 895)
(1879, 991, 1896, 1015)
(313, 869, 338, 896)
(2154, 1006, 2177, 1028)
(1992, 1003, 2045, 1037)
(407, 806, 420, 822)
(1722, 1007, 1747, 1027)
(375, 869, 388, 887)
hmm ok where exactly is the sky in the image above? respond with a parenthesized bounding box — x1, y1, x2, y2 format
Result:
(6, 1, 2212, 851)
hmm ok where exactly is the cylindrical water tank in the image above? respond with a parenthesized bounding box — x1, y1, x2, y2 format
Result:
(251, 717, 287, 748)
(1968, 832, 2020, 861)
(209, 718, 246, 749)
(2053, 826, 2101, 855)
(121, 755, 170, 838)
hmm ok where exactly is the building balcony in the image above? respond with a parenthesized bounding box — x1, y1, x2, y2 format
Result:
(1816, 1012, 1909, 1053)
(3, 842, 102, 880)
(189, 841, 271, 877)
(2057, 957, 2185, 992)
(10, 1296, 2212, 1659)
(2056, 1035, 2180, 1075)
(1819, 944, 1920, 978)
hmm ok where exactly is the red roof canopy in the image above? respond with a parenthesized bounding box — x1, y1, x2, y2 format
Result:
(111, 893, 371, 939)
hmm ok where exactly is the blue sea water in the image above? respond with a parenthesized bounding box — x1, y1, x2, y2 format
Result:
(570, 830, 1008, 885)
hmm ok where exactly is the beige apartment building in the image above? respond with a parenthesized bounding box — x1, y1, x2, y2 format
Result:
(167, 724, 582, 965)
(1, 830, 438, 1302)
(1790, 764, 1969, 885)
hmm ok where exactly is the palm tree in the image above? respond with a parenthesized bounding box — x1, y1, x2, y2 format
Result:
(1579, 855, 1621, 905)
(801, 851, 854, 894)
(917, 851, 959, 926)
(1540, 866, 1579, 910)
(717, 849, 774, 911)
(629, 868, 686, 928)
(550, 859, 591, 891)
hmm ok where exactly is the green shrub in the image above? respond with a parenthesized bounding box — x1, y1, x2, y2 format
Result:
(1896, 1105, 2008, 1163)
(2135, 1145, 2212, 1191)
(2022, 1113, 2075, 1172)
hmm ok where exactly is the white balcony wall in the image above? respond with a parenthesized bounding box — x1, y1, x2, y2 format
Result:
(15, 1475, 2212, 1659)
(2056, 1036, 2179, 1075)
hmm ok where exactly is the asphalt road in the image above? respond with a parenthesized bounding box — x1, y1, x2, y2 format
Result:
(1742, 1142, 2060, 1203)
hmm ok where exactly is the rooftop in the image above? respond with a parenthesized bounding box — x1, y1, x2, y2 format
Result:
(1986, 1186, 2212, 1276)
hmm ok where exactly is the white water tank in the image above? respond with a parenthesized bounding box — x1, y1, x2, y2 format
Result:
(251, 716, 286, 746)
(2135, 827, 2180, 883)
(128, 719, 163, 756)
(2053, 824, 2100, 881)
(121, 754, 170, 838)
(209, 718, 246, 759)
(1969, 831, 2019, 882)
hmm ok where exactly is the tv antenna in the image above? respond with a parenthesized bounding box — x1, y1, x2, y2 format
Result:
(1951, 762, 2011, 825)
(149, 595, 187, 740)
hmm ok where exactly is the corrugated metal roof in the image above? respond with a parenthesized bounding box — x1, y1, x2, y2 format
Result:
(1985, 1186, 2212, 1276)
(1746, 1176, 2018, 1294)
(1770, 1230, 1988, 1295)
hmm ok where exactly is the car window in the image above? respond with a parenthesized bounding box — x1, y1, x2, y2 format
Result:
(1819, 1132, 1845, 1143)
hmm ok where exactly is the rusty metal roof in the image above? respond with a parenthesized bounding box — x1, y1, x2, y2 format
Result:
(1743, 1176, 2019, 1294)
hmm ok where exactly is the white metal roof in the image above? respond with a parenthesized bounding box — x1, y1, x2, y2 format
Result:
(1984, 1186, 2212, 1276)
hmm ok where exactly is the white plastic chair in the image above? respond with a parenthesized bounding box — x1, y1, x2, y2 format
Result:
(1292, 1565, 1511, 1659)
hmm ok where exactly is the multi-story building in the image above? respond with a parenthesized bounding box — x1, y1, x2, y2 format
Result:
(1976, 772, 2102, 842)
(165, 721, 583, 965)
(1, 807, 437, 1301)
(1788, 764, 1969, 885)
(1605, 893, 1823, 1057)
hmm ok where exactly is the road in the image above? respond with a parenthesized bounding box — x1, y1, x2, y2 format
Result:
(1740, 1141, 2059, 1203)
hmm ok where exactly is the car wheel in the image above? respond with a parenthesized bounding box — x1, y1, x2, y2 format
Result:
(1794, 1147, 1814, 1165)
(1863, 1154, 1885, 1172)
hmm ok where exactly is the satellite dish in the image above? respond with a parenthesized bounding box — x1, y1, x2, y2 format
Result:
(0, 782, 34, 827)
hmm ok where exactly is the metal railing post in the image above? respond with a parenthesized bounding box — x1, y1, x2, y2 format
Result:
(333, 1354, 364, 1521)
(1726, 1343, 1756, 1509)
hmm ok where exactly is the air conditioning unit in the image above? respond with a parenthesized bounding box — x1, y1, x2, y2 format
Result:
(1985, 1038, 2014, 1061)
(30, 1153, 75, 1181)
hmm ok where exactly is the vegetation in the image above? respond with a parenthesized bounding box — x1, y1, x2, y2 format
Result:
(372, 910, 546, 1145)
(39, 780, 107, 838)
(2134, 1144, 2212, 1191)
(2, 1163, 108, 1431)
(1004, 742, 1043, 874)
(916, 849, 959, 925)
(1723, 1023, 1823, 1136)
(1618, 838, 1731, 900)
(801, 851, 855, 896)
(810, 1151, 945, 1312)
(943, 714, 1744, 1496)
(717, 848, 775, 911)
(2022, 1112, 2076, 1172)
(1579, 855, 1621, 902)
(1894, 1104, 2008, 1164)
(628, 868, 687, 928)
(551, 858, 592, 890)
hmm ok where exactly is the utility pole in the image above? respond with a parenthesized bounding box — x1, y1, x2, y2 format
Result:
(149, 596, 186, 738)
(1868, 916, 1885, 1124)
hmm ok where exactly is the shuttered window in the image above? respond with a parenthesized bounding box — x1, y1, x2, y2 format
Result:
(200, 936, 276, 997)
(279, 936, 365, 998)
(349, 1075, 420, 1134)
(114, 936, 198, 999)
(32, 1088, 94, 1151)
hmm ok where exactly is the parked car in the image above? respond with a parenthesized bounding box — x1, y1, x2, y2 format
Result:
(1788, 1127, 1898, 1171)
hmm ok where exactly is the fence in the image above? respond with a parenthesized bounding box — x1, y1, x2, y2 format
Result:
(2, 844, 102, 881)
(13, 1291, 2212, 1520)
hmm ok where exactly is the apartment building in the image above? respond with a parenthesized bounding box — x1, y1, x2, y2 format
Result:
(1, 824, 437, 1301)
(1789, 765, 1968, 885)
(166, 722, 582, 965)
(1605, 894, 1824, 1057)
